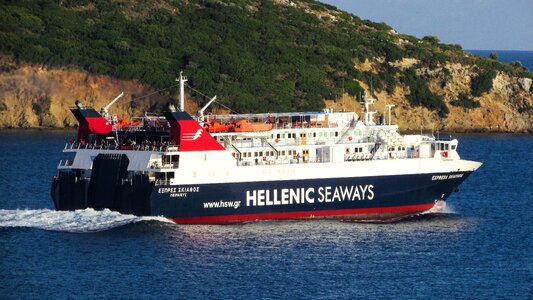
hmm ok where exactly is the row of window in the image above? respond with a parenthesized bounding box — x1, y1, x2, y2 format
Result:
(433, 143, 454, 151)
(346, 147, 365, 154)
(274, 131, 339, 139)
(387, 146, 407, 151)
(236, 149, 301, 159)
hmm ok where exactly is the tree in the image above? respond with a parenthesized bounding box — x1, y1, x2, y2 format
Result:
(489, 52, 498, 60)
(422, 35, 440, 44)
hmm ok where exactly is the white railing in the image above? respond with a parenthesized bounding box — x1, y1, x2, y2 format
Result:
(65, 141, 176, 152)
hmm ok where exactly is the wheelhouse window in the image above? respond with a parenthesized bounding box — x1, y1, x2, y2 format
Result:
(162, 155, 179, 167)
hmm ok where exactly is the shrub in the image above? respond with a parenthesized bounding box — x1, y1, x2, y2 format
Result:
(401, 69, 448, 117)
(450, 92, 480, 109)
(422, 35, 440, 44)
(471, 70, 496, 97)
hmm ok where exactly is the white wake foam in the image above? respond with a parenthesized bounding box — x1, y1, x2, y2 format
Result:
(425, 200, 456, 214)
(0, 208, 172, 233)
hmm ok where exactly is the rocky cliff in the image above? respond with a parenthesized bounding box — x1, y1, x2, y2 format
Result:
(325, 59, 533, 132)
(0, 56, 179, 128)
(1, 54, 531, 132)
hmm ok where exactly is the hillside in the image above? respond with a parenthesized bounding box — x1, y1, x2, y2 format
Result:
(0, 0, 532, 132)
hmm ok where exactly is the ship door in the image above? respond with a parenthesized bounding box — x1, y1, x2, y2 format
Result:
(300, 132, 307, 145)
(302, 149, 309, 163)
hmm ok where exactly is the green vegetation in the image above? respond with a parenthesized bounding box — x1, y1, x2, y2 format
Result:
(401, 68, 448, 117)
(471, 70, 497, 97)
(450, 92, 480, 109)
(0, 0, 530, 114)
(422, 35, 440, 44)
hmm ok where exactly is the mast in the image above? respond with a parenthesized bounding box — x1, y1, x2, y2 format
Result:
(363, 92, 377, 125)
(178, 71, 188, 112)
(385, 104, 395, 125)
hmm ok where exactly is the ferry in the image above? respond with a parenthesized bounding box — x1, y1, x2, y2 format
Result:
(51, 73, 482, 224)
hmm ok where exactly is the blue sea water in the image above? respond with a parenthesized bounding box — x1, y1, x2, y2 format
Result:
(0, 130, 532, 299)
(467, 50, 533, 72)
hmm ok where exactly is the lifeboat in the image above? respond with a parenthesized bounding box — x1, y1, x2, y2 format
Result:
(203, 121, 233, 133)
(232, 120, 273, 132)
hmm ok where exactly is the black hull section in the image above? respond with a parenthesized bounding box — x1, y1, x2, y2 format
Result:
(51, 153, 154, 215)
(51, 171, 89, 211)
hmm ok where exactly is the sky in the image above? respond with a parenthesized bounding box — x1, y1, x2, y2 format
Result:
(319, 0, 533, 51)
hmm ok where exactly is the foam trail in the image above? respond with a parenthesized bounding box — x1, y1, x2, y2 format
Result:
(0, 208, 172, 233)
(425, 200, 456, 214)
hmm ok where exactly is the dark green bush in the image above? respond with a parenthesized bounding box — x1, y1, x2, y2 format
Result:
(401, 69, 448, 117)
(471, 70, 496, 97)
(450, 92, 480, 109)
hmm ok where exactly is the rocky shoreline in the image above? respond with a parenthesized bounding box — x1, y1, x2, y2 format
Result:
(0, 57, 531, 133)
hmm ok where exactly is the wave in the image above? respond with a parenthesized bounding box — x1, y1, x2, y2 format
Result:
(425, 200, 456, 214)
(0, 208, 172, 233)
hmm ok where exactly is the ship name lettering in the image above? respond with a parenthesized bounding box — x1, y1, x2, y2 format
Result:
(170, 193, 187, 198)
(159, 187, 200, 194)
(246, 185, 374, 207)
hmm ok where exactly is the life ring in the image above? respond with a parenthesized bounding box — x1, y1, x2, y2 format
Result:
(441, 151, 448, 158)
(348, 136, 352, 141)
(263, 156, 266, 161)
(275, 138, 279, 143)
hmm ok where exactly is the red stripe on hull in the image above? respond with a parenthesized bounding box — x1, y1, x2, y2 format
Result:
(169, 203, 435, 224)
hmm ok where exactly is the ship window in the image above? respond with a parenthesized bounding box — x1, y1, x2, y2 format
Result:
(259, 151, 263, 156)
(281, 150, 285, 155)
(254, 152, 258, 157)
(451, 145, 456, 150)
(445, 144, 449, 150)
(335, 132, 339, 137)
(277, 134, 281, 139)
